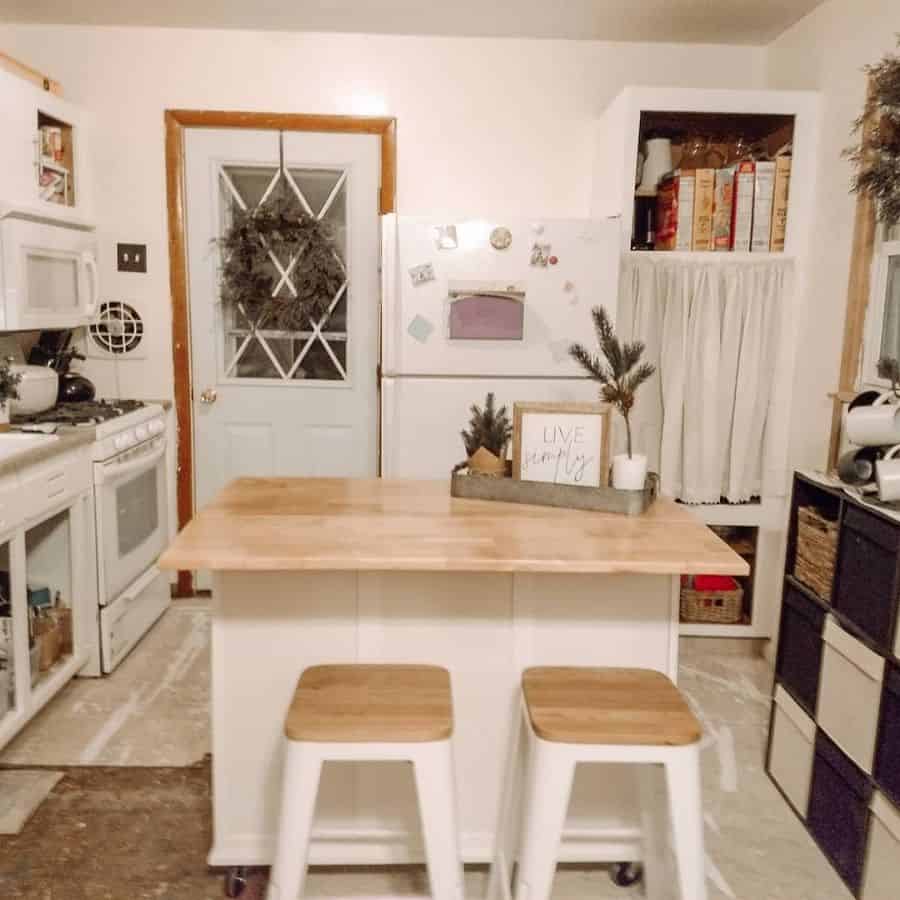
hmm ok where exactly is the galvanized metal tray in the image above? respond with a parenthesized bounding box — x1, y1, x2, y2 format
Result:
(450, 471, 658, 516)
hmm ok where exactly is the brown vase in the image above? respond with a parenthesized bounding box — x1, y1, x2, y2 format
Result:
(467, 446, 507, 476)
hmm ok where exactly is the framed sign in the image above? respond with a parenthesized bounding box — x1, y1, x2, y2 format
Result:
(512, 402, 612, 487)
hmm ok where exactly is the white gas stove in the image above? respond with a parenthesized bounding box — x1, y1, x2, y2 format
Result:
(16, 399, 171, 674)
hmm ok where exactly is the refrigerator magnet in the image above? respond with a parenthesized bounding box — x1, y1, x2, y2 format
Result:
(407, 314, 435, 344)
(490, 227, 512, 251)
(409, 263, 436, 286)
(530, 243, 551, 267)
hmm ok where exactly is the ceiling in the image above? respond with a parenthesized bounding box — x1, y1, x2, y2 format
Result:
(0, 0, 826, 46)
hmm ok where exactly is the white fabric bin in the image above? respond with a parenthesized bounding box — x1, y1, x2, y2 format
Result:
(769, 684, 816, 816)
(863, 793, 900, 900)
(819, 616, 885, 774)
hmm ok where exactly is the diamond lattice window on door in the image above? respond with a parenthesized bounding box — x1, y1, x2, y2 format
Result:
(217, 161, 349, 382)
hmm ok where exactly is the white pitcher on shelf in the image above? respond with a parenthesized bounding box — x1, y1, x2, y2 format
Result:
(637, 137, 673, 193)
(846, 391, 900, 447)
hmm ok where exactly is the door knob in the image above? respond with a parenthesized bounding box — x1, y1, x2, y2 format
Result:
(199, 388, 218, 405)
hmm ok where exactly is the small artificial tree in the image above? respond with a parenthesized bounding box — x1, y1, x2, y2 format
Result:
(569, 306, 656, 459)
(0, 359, 22, 411)
(460, 392, 512, 463)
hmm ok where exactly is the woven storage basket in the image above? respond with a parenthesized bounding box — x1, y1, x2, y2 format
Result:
(680, 579, 744, 624)
(794, 506, 838, 602)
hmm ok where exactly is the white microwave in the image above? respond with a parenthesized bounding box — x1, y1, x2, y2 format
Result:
(0, 213, 99, 330)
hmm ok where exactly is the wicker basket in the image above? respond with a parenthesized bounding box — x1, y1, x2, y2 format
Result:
(794, 506, 839, 602)
(680, 579, 744, 624)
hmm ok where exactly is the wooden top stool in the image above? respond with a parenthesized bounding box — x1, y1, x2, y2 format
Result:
(285, 664, 453, 743)
(496, 666, 705, 900)
(267, 664, 463, 900)
(522, 666, 702, 746)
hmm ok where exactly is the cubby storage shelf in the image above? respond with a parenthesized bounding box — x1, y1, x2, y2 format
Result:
(680, 497, 783, 637)
(767, 471, 900, 897)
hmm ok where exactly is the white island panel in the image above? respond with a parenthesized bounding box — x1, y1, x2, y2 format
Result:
(208, 569, 676, 867)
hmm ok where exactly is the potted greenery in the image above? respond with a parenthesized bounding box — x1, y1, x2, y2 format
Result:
(460, 392, 512, 476)
(570, 306, 656, 490)
(0, 359, 22, 432)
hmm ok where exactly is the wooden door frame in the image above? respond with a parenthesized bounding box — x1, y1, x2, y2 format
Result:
(827, 80, 877, 472)
(165, 109, 397, 595)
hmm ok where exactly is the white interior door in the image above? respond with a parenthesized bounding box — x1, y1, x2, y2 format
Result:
(185, 128, 381, 520)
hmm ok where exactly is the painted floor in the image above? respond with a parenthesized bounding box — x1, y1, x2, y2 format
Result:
(0, 602, 852, 899)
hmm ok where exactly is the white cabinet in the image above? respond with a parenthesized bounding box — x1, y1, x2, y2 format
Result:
(0, 446, 96, 750)
(594, 88, 821, 640)
(684, 498, 786, 637)
(0, 67, 94, 226)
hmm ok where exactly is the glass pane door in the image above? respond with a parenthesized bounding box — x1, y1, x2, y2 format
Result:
(0, 540, 14, 724)
(218, 160, 349, 383)
(26, 509, 73, 689)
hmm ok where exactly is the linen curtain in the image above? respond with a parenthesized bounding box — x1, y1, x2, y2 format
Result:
(617, 256, 794, 504)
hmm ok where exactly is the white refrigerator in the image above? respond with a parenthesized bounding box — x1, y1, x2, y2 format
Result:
(381, 216, 621, 478)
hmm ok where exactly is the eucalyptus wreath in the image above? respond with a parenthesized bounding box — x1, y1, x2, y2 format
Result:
(846, 37, 900, 226)
(218, 188, 345, 331)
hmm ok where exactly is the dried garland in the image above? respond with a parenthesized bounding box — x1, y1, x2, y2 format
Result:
(218, 188, 345, 331)
(846, 38, 900, 226)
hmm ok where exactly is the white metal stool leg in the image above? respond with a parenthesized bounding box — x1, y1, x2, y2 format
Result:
(637, 764, 667, 900)
(266, 742, 322, 900)
(664, 743, 706, 900)
(413, 739, 465, 900)
(513, 733, 575, 900)
(488, 699, 526, 900)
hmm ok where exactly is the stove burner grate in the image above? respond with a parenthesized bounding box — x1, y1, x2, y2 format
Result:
(13, 399, 146, 426)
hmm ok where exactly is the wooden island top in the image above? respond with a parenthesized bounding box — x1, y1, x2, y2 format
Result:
(160, 478, 748, 576)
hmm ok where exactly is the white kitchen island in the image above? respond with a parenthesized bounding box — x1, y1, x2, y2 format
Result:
(159, 478, 746, 878)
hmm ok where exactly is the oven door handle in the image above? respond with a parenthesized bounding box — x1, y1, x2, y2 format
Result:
(98, 440, 167, 486)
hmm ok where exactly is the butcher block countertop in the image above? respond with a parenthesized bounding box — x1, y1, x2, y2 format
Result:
(161, 478, 749, 576)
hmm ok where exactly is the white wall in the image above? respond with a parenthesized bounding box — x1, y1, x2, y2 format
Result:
(766, 0, 900, 472)
(0, 24, 765, 399)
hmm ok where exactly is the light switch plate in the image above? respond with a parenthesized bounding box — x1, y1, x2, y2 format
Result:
(117, 243, 147, 273)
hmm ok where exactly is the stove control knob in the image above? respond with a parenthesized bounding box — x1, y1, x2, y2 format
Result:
(114, 432, 136, 451)
(135, 425, 148, 441)
(148, 419, 164, 435)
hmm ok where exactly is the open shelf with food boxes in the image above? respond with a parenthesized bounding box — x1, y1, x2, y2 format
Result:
(591, 86, 820, 258)
(0, 445, 96, 751)
(36, 110, 76, 208)
(594, 88, 820, 642)
(0, 65, 93, 224)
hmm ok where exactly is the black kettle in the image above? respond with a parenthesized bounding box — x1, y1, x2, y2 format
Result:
(58, 372, 96, 403)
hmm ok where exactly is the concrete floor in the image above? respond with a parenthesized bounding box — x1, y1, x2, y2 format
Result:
(0, 601, 852, 899)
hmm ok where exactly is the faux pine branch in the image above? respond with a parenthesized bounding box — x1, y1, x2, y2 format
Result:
(460, 392, 512, 458)
(0, 359, 21, 409)
(569, 306, 655, 459)
(878, 355, 900, 395)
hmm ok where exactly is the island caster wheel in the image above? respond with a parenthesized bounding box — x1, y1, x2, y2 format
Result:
(609, 861, 643, 888)
(224, 866, 249, 897)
